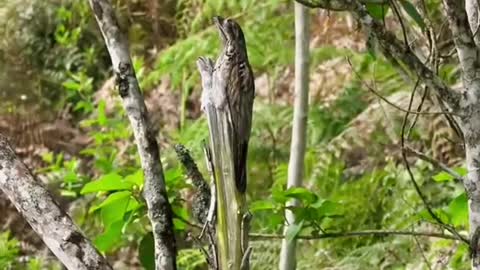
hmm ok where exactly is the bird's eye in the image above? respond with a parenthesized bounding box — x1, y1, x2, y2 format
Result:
(227, 44, 234, 56)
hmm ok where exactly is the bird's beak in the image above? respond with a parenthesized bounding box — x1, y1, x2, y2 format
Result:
(213, 16, 227, 43)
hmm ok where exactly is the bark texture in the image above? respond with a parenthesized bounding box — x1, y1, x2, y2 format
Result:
(0, 135, 112, 270)
(279, 3, 310, 270)
(88, 1, 177, 269)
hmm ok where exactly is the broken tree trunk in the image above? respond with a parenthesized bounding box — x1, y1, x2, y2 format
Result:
(0, 135, 112, 270)
(197, 17, 255, 270)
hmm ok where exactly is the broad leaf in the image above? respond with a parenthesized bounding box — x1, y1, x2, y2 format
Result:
(432, 171, 454, 182)
(94, 220, 123, 252)
(284, 187, 318, 204)
(100, 193, 140, 228)
(285, 220, 304, 243)
(80, 173, 134, 194)
(139, 233, 155, 270)
(312, 199, 343, 217)
(399, 0, 426, 30)
(250, 200, 277, 212)
(447, 193, 468, 227)
(366, 3, 389, 21)
(125, 169, 144, 187)
(89, 191, 132, 213)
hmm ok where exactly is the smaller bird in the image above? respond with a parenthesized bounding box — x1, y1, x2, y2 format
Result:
(213, 16, 255, 194)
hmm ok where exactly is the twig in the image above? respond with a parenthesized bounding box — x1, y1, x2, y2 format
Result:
(400, 79, 469, 244)
(88, 1, 177, 269)
(297, 0, 462, 111)
(249, 230, 465, 241)
(346, 59, 461, 117)
(405, 146, 463, 181)
(412, 227, 433, 270)
(389, 0, 409, 48)
(0, 135, 112, 270)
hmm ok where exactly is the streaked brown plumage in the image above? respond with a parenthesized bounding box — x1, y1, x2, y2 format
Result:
(213, 16, 255, 193)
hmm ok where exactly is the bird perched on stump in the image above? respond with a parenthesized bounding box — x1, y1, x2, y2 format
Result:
(213, 16, 255, 194)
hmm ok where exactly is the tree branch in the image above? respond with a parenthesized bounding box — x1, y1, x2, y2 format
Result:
(250, 230, 464, 241)
(174, 144, 211, 224)
(295, 0, 388, 10)
(405, 146, 464, 181)
(0, 135, 112, 270)
(442, 0, 480, 85)
(296, 0, 462, 111)
(88, 1, 177, 269)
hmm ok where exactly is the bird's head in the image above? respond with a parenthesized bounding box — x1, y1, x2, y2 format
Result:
(213, 16, 247, 57)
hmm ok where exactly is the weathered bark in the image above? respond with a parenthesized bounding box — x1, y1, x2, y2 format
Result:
(198, 58, 247, 269)
(88, 1, 177, 269)
(443, 0, 480, 88)
(279, 3, 310, 270)
(444, 1, 480, 269)
(466, 0, 480, 47)
(0, 135, 112, 270)
(174, 144, 211, 224)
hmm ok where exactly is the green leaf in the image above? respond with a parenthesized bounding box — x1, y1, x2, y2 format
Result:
(366, 3, 389, 21)
(165, 167, 183, 186)
(100, 192, 141, 228)
(250, 200, 277, 212)
(432, 171, 454, 182)
(94, 220, 123, 252)
(399, 0, 426, 30)
(284, 187, 318, 204)
(173, 206, 189, 231)
(62, 80, 81, 91)
(312, 199, 343, 217)
(64, 171, 78, 184)
(80, 173, 134, 194)
(97, 101, 107, 126)
(139, 233, 155, 270)
(447, 193, 468, 227)
(125, 169, 144, 187)
(454, 167, 467, 176)
(89, 191, 132, 213)
(285, 220, 304, 243)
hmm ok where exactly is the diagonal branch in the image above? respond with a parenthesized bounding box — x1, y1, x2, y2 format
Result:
(405, 146, 464, 181)
(88, 1, 177, 269)
(295, 0, 388, 10)
(296, 0, 462, 111)
(0, 135, 112, 270)
(443, 0, 480, 85)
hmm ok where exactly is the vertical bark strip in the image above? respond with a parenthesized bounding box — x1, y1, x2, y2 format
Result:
(88, 1, 177, 269)
(0, 135, 112, 270)
(279, 3, 310, 270)
(465, 0, 480, 47)
(443, 0, 480, 88)
(198, 58, 246, 270)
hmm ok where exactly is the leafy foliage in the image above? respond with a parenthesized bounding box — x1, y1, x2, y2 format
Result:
(0, 0, 471, 268)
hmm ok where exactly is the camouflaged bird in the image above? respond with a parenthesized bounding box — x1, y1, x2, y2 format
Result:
(213, 16, 255, 193)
